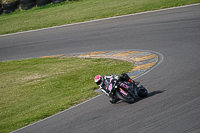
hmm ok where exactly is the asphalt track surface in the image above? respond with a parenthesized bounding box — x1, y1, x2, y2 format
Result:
(1, 4, 200, 133)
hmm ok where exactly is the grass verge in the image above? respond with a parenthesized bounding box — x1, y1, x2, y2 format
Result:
(0, 57, 133, 132)
(0, 0, 200, 35)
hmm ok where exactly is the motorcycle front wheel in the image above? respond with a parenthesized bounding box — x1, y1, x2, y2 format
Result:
(115, 89, 135, 103)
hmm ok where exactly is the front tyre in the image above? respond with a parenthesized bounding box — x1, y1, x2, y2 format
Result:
(115, 89, 134, 103)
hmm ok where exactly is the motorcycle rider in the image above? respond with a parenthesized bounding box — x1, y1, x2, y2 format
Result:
(94, 73, 139, 103)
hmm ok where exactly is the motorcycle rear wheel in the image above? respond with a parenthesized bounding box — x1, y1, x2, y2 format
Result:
(138, 87, 148, 98)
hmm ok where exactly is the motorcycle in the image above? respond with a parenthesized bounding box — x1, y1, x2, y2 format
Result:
(101, 81, 148, 104)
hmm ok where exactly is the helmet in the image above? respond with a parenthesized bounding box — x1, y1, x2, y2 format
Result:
(94, 75, 103, 86)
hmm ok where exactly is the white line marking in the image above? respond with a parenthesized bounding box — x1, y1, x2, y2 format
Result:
(10, 94, 103, 133)
(0, 3, 199, 37)
(132, 50, 164, 80)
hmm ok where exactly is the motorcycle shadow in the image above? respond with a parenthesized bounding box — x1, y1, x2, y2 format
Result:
(135, 90, 165, 103)
(117, 90, 165, 104)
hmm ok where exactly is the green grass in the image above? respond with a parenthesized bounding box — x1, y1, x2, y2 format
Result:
(0, 0, 199, 35)
(0, 57, 133, 132)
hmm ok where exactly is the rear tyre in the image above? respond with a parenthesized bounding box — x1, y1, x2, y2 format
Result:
(115, 89, 134, 103)
(138, 87, 148, 98)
